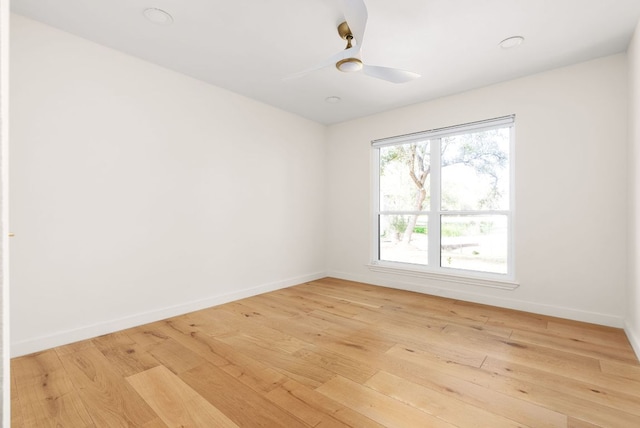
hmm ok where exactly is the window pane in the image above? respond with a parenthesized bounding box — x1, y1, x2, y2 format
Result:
(441, 128, 509, 211)
(380, 141, 430, 211)
(379, 214, 428, 265)
(440, 215, 507, 274)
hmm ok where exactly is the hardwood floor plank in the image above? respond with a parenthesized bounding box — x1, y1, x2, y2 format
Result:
(547, 319, 632, 348)
(375, 323, 489, 368)
(146, 337, 208, 374)
(599, 358, 640, 382)
(384, 345, 568, 427)
(177, 309, 240, 337)
(141, 418, 170, 428)
(11, 373, 25, 427)
(217, 333, 336, 388)
(308, 279, 512, 334)
(126, 322, 172, 348)
(292, 347, 378, 384)
(510, 328, 639, 363)
(302, 308, 373, 337)
(57, 344, 159, 426)
(365, 370, 527, 427)
(96, 343, 160, 378)
(187, 306, 312, 353)
(156, 319, 230, 366)
(92, 332, 160, 377)
(298, 281, 386, 309)
(482, 306, 551, 331)
(349, 302, 450, 333)
(313, 326, 397, 358)
(127, 365, 239, 427)
(227, 297, 303, 320)
(390, 343, 640, 426)
(482, 357, 640, 423)
(91, 330, 137, 350)
(180, 362, 310, 427)
(265, 379, 379, 428)
(309, 279, 491, 328)
(567, 417, 604, 428)
(316, 375, 458, 428)
(509, 385, 640, 428)
(276, 286, 367, 318)
(437, 322, 607, 382)
(12, 350, 94, 427)
(54, 339, 97, 357)
(157, 319, 288, 393)
(228, 297, 372, 346)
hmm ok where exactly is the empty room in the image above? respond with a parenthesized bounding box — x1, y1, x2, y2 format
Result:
(3, 0, 640, 426)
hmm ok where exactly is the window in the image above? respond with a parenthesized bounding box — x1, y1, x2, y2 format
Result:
(371, 116, 515, 283)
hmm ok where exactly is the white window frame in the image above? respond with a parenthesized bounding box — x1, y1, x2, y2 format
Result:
(369, 116, 518, 290)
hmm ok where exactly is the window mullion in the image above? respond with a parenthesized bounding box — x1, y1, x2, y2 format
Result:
(372, 148, 381, 263)
(428, 138, 441, 268)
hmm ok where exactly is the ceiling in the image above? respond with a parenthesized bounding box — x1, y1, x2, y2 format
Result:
(11, 0, 640, 124)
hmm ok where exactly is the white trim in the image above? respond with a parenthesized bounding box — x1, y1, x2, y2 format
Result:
(368, 263, 518, 290)
(371, 147, 381, 263)
(328, 270, 624, 328)
(624, 322, 640, 361)
(429, 139, 441, 267)
(10, 271, 326, 357)
(508, 125, 516, 280)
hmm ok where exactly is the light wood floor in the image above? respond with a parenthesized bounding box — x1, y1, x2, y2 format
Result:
(11, 277, 640, 427)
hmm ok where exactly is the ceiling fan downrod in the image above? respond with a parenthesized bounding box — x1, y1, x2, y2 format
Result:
(336, 21, 363, 72)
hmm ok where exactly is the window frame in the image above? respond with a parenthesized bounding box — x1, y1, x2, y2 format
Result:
(370, 116, 518, 289)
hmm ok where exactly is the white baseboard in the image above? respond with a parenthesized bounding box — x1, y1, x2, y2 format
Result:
(327, 271, 624, 328)
(13, 270, 629, 358)
(11, 271, 326, 358)
(625, 322, 640, 361)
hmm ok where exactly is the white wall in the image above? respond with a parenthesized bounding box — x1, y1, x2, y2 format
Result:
(627, 20, 640, 357)
(326, 54, 628, 327)
(10, 15, 327, 357)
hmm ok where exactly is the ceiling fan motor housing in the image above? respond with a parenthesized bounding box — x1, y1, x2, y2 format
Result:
(336, 22, 363, 72)
(336, 57, 363, 72)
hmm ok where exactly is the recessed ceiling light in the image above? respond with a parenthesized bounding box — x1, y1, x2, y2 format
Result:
(325, 96, 342, 104)
(499, 36, 524, 49)
(143, 8, 173, 25)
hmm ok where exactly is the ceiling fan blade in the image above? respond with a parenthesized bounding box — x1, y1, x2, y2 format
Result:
(339, 0, 368, 47)
(362, 64, 420, 84)
(284, 47, 359, 80)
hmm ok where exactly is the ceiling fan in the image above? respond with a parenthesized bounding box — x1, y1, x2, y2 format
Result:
(287, 0, 420, 84)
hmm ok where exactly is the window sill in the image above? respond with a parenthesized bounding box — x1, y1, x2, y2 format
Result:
(367, 262, 519, 290)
